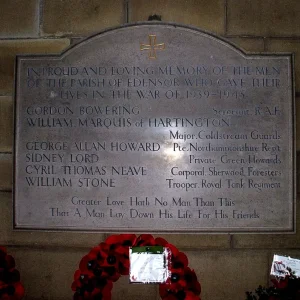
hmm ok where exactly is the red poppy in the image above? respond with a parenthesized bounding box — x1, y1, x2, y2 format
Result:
(184, 268, 201, 295)
(72, 270, 113, 300)
(0, 248, 6, 261)
(73, 280, 112, 300)
(184, 291, 201, 300)
(153, 241, 188, 271)
(79, 242, 128, 281)
(105, 235, 137, 275)
(155, 237, 169, 246)
(160, 292, 179, 300)
(167, 244, 188, 271)
(79, 255, 97, 275)
(154, 240, 189, 284)
(12, 282, 25, 300)
(0, 282, 24, 300)
(271, 277, 289, 289)
(97, 243, 129, 277)
(160, 268, 188, 294)
(79, 254, 120, 282)
(0, 247, 24, 300)
(4, 256, 15, 271)
(134, 234, 156, 246)
(159, 247, 190, 296)
(160, 267, 201, 296)
(0, 254, 12, 270)
(105, 234, 136, 247)
(6, 270, 21, 285)
(72, 270, 94, 292)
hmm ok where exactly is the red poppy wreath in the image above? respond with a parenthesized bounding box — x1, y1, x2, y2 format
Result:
(0, 247, 24, 300)
(72, 234, 201, 300)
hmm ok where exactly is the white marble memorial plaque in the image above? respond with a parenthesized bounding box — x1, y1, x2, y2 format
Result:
(14, 23, 295, 233)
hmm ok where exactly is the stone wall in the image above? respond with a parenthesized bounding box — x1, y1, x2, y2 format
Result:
(0, 0, 299, 299)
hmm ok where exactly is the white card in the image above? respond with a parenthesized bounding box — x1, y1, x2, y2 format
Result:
(129, 247, 169, 283)
(271, 254, 300, 277)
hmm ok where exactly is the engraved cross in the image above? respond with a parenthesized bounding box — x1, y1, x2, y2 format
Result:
(140, 35, 165, 59)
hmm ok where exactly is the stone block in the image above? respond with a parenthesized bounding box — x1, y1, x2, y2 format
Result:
(6, 246, 157, 300)
(0, 192, 107, 248)
(185, 250, 269, 300)
(233, 233, 300, 250)
(0, 154, 12, 191)
(0, 0, 38, 37)
(130, 0, 225, 35)
(155, 234, 230, 249)
(0, 97, 13, 152)
(232, 197, 300, 248)
(227, 37, 265, 52)
(265, 39, 300, 92)
(42, 0, 124, 36)
(0, 39, 70, 95)
(227, 0, 300, 37)
(7, 247, 83, 300)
